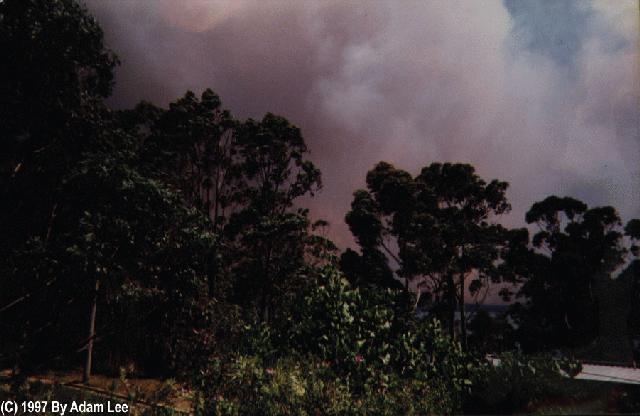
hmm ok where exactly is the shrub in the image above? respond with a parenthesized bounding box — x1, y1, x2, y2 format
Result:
(198, 355, 455, 415)
(286, 266, 475, 397)
(464, 351, 582, 414)
(196, 266, 478, 414)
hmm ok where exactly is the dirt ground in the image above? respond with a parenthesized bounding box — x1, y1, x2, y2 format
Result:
(0, 368, 193, 413)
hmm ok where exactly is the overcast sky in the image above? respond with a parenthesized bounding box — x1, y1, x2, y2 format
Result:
(84, 0, 639, 249)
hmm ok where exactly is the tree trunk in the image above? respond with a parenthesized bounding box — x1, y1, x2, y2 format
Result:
(448, 273, 456, 339)
(261, 295, 270, 324)
(595, 271, 633, 365)
(259, 277, 271, 324)
(459, 273, 467, 350)
(83, 278, 100, 384)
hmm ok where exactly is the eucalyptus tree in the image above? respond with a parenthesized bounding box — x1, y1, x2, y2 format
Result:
(0, 0, 118, 376)
(0, 0, 331, 379)
(126, 89, 330, 325)
(140, 90, 242, 233)
(1, 111, 221, 380)
(513, 196, 640, 361)
(0, 0, 222, 381)
(143, 101, 326, 323)
(345, 161, 512, 345)
(0, 0, 118, 259)
(65, 127, 221, 380)
(228, 114, 323, 323)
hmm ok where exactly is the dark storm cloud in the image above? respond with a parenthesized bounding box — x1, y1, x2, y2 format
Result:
(83, 0, 640, 251)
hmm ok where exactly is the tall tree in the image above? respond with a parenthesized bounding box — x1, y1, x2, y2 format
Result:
(512, 196, 639, 361)
(0, 1, 223, 380)
(0, 111, 221, 379)
(141, 90, 241, 233)
(130, 94, 329, 325)
(0, 0, 118, 251)
(63, 127, 220, 380)
(1, 0, 117, 375)
(229, 114, 322, 323)
(346, 162, 512, 346)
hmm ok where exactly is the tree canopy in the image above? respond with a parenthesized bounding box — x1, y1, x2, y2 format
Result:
(345, 161, 515, 346)
(511, 196, 639, 362)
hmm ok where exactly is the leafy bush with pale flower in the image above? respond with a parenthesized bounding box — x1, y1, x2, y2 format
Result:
(196, 266, 476, 414)
(196, 355, 456, 415)
(286, 266, 475, 396)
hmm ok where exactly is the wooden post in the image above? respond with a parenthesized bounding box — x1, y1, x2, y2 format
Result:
(83, 278, 100, 384)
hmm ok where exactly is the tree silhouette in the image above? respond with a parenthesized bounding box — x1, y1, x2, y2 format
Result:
(513, 196, 639, 362)
(346, 161, 512, 346)
(0, 1, 223, 380)
(228, 114, 322, 323)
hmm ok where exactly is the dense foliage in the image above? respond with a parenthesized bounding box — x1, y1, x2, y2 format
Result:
(509, 196, 640, 362)
(197, 266, 473, 414)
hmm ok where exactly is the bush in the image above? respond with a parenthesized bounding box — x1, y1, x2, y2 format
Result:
(286, 266, 475, 397)
(195, 266, 477, 414)
(197, 355, 455, 415)
(464, 351, 581, 414)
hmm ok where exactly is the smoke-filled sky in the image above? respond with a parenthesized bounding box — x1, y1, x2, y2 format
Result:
(85, 0, 639, 248)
